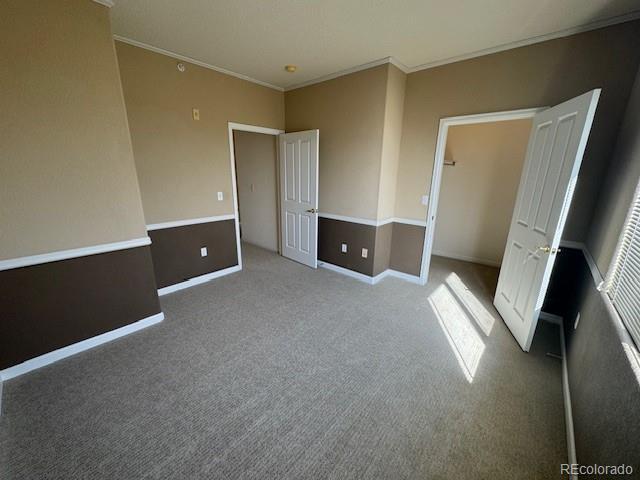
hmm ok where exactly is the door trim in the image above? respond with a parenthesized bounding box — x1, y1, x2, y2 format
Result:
(419, 107, 546, 284)
(227, 122, 285, 269)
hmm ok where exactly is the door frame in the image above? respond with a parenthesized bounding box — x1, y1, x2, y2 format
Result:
(419, 107, 546, 284)
(227, 122, 285, 270)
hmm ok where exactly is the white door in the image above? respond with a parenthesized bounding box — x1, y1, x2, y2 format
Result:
(279, 130, 319, 268)
(494, 90, 600, 351)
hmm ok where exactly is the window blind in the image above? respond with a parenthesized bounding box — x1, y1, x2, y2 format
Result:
(606, 178, 640, 346)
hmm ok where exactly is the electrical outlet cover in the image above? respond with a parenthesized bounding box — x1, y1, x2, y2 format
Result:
(341, 243, 347, 253)
(361, 248, 368, 258)
(217, 191, 224, 201)
(200, 247, 208, 257)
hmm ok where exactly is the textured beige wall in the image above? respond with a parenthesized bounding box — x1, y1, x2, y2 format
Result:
(377, 65, 407, 220)
(587, 65, 640, 274)
(234, 131, 279, 251)
(395, 21, 640, 245)
(116, 42, 285, 225)
(433, 119, 531, 265)
(285, 65, 389, 220)
(0, 0, 147, 260)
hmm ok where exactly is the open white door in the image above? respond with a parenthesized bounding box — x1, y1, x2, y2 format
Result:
(279, 130, 319, 268)
(494, 90, 600, 351)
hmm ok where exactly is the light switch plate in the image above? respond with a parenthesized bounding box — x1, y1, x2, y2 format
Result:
(217, 191, 224, 201)
(421, 195, 429, 206)
(361, 248, 368, 258)
(341, 243, 348, 253)
(192, 108, 200, 121)
(200, 247, 208, 257)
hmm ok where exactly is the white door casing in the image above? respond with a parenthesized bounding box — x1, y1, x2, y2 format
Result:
(279, 130, 319, 268)
(494, 89, 600, 351)
(421, 108, 543, 285)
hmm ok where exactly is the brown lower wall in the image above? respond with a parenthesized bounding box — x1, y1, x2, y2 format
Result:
(318, 217, 424, 277)
(318, 218, 377, 275)
(148, 219, 238, 288)
(390, 223, 426, 276)
(373, 223, 393, 276)
(0, 246, 161, 370)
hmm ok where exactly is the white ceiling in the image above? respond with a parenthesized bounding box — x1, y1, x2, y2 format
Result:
(111, 0, 640, 90)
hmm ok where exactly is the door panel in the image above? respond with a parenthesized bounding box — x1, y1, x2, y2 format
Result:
(516, 121, 552, 228)
(285, 144, 296, 201)
(533, 115, 576, 234)
(279, 130, 319, 268)
(494, 90, 600, 351)
(300, 215, 311, 253)
(285, 211, 296, 248)
(299, 140, 311, 203)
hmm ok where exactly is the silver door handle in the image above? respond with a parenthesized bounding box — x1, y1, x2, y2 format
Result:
(536, 245, 561, 254)
(306, 208, 317, 213)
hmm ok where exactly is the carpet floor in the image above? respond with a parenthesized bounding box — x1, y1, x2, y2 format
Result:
(0, 243, 566, 479)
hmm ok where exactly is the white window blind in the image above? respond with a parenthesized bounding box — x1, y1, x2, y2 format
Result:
(606, 178, 640, 346)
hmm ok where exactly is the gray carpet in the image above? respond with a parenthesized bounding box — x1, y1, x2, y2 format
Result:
(0, 244, 566, 479)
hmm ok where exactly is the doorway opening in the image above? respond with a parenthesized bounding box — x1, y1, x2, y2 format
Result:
(422, 91, 600, 351)
(233, 130, 280, 252)
(420, 108, 542, 283)
(432, 118, 534, 268)
(227, 123, 320, 270)
(228, 123, 284, 269)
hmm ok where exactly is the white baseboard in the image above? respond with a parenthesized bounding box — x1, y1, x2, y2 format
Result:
(0, 312, 165, 382)
(559, 317, 578, 475)
(541, 311, 577, 475)
(431, 250, 501, 268)
(318, 261, 425, 285)
(158, 265, 241, 296)
(376, 269, 426, 285)
(318, 261, 377, 284)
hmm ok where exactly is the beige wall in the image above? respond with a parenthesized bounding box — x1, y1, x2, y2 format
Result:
(0, 0, 147, 260)
(116, 42, 285, 225)
(377, 65, 407, 220)
(395, 21, 640, 245)
(285, 65, 389, 220)
(587, 64, 640, 274)
(433, 119, 531, 265)
(234, 131, 279, 251)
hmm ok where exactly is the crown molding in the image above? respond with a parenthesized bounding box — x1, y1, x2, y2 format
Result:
(93, 0, 114, 7)
(113, 10, 640, 94)
(284, 57, 407, 92)
(406, 10, 640, 73)
(388, 57, 410, 73)
(112, 35, 284, 92)
(285, 10, 640, 91)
